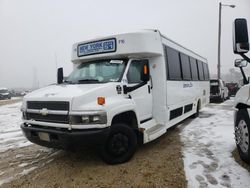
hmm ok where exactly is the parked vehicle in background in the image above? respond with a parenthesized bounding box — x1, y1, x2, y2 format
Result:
(232, 18, 250, 164)
(0, 88, 11, 100)
(226, 82, 239, 97)
(20, 30, 210, 164)
(210, 79, 229, 102)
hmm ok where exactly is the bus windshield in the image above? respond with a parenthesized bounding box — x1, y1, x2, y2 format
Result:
(65, 59, 127, 84)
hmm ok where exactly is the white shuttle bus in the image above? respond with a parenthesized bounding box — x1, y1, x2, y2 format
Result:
(21, 30, 209, 164)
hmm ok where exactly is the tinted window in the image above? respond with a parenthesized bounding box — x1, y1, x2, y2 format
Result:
(166, 47, 182, 80)
(180, 53, 191, 80)
(197, 60, 204, 80)
(190, 57, 198, 80)
(203, 63, 210, 80)
(127, 60, 144, 83)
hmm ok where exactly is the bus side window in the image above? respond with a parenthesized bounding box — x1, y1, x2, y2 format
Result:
(197, 60, 205, 81)
(180, 53, 191, 80)
(166, 47, 182, 80)
(190, 57, 199, 81)
(203, 63, 210, 81)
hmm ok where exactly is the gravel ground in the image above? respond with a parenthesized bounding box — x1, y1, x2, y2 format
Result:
(1, 126, 187, 188)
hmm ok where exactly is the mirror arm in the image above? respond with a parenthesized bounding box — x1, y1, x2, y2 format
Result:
(123, 82, 147, 94)
(239, 67, 249, 85)
(240, 53, 250, 63)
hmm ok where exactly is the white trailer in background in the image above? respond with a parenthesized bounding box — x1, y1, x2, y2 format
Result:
(21, 30, 209, 164)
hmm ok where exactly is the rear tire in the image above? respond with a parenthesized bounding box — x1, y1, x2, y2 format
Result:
(100, 124, 137, 164)
(235, 109, 250, 164)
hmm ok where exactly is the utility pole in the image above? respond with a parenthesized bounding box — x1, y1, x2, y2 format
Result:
(217, 2, 235, 79)
(217, 2, 222, 79)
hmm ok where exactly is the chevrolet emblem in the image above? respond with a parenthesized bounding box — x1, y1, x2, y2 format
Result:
(40, 108, 49, 116)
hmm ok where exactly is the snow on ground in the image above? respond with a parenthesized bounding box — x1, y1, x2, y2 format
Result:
(0, 102, 59, 186)
(181, 100, 250, 188)
(0, 102, 32, 152)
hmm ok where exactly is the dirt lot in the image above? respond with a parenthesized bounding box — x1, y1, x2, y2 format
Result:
(1, 126, 186, 188)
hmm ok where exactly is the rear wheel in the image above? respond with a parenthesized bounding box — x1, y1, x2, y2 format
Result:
(100, 124, 137, 164)
(235, 109, 250, 164)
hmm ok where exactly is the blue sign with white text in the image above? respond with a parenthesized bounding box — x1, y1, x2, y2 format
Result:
(78, 38, 116, 57)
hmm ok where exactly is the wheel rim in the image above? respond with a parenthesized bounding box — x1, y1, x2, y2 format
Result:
(107, 133, 129, 157)
(235, 120, 249, 153)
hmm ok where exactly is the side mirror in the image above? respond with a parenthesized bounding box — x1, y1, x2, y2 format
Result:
(235, 59, 248, 68)
(140, 61, 150, 82)
(233, 18, 249, 54)
(57, 67, 64, 84)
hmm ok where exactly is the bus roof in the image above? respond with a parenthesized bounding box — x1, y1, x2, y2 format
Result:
(71, 30, 207, 64)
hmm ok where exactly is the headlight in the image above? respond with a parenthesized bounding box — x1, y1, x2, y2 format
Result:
(69, 112, 107, 125)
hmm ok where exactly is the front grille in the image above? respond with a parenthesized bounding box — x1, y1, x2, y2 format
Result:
(26, 101, 70, 124)
(27, 101, 69, 111)
(26, 113, 69, 124)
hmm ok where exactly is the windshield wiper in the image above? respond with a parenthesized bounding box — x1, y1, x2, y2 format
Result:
(77, 79, 100, 83)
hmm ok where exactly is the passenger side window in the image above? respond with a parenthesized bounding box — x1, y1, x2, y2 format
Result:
(180, 53, 191, 80)
(166, 47, 182, 80)
(197, 60, 204, 80)
(203, 63, 210, 80)
(190, 57, 198, 81)
(127, 60, 144, 83)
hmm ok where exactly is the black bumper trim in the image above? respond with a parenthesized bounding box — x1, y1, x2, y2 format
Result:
(21, 123, 110, 149)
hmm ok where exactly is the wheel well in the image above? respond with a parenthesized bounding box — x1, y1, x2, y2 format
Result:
(111, 111, 138, 129)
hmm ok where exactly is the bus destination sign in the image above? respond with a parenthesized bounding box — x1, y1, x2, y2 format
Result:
(78, 38, 116, 57)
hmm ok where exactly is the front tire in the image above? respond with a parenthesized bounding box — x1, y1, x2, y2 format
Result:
(100, 124, 137, 164)
(235, 109, 250, 164)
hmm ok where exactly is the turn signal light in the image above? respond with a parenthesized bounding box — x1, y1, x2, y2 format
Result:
(97, 97, 105, 105)
(143, 65, 148, 74)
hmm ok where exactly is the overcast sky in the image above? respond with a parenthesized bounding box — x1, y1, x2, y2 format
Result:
(0, 0, 250, 88)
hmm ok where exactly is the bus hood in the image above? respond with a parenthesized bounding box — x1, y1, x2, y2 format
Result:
(23, 83, 120, 110)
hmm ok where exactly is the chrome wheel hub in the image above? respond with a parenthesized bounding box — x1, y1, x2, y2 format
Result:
(235, 120, 249, 153)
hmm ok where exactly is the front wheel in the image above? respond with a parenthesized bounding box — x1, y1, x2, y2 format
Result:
(235, 109, 250, 164)
(100, 124, 137, 164)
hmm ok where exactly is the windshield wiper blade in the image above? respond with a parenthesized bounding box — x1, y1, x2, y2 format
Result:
(77, 79, 100, 83)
